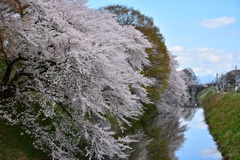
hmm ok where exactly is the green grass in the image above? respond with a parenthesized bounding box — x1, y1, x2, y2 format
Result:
(0, 57, 49, 159)
(0, 103, 170, 160)
(0, 119, 50, 160)
(199, 89, 240, 160)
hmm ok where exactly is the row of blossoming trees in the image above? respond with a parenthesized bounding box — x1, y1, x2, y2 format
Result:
(0, 0, 192, 159)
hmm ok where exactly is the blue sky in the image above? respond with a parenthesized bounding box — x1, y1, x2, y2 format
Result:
(87, 0, 240, 82)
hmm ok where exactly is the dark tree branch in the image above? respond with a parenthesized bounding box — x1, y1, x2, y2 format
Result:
(1, 54, 27, 86)
(57, 102, 73, 118)
(8, 71, 33, 86)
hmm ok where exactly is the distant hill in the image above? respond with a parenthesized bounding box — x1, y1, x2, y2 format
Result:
(197, 75, 215, 84)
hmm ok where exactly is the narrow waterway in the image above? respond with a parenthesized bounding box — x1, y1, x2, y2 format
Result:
(176, 108, 222, 160)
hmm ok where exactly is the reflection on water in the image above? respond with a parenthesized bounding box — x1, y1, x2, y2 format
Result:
(152, 113, 186, 160)
(129, 109, 188, 160)
(176, 108, 222, 160)
(119, 106, 222, 160)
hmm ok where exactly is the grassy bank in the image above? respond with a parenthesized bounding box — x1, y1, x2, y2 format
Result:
(0, 104, 170, 160)
(199, 89, 240, 160)
(0, 119, 49, 160)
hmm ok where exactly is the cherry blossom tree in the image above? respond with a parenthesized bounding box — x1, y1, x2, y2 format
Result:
(103, 5, 170, 102)
(0, 0, 153, 159)
(157, 53, 189, 113)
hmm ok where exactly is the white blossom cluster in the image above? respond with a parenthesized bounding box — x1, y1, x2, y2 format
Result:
(0, 0, 153, 159)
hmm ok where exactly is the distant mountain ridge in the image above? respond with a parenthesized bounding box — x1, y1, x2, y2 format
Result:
(198, 75, 215, 84)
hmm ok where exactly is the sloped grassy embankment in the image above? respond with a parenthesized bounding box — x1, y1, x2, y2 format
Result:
(199, 89, 240, 159)
(0, 119, 49, 160)
(0, 105, 170, 160)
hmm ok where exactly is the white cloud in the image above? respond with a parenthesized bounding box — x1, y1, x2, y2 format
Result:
(169, 45, 184, 52)
(196, 49, 220, 63)
(209, 55, 220, 63)
(237, 52, 240, 60)
(199, 148, 222, 159)
(206, 69, 216, 75)
(195, 47, 210, 53)
(187, 108, 208, 129)
(200, 16, 236, 29)
(171, 46, 239, 77)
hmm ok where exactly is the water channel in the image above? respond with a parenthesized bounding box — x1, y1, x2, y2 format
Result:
(127, 106, 222, 160)
(176, 107, 222, 160)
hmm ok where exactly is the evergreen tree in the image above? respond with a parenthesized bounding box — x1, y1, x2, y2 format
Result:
(103, 5, 170, 102)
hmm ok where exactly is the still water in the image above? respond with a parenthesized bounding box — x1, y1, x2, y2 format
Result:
(176, 108, 222, 160)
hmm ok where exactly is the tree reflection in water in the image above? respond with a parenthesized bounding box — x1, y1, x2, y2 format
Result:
(128, 107, 196, 160)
